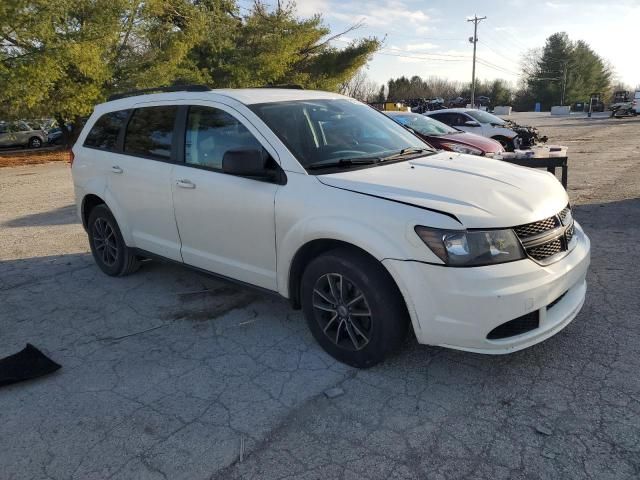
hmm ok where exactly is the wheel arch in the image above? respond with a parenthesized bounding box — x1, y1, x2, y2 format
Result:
(81, 193, 106, 229)
(287, 239, 404, 311)
(491, 135, 515, 151)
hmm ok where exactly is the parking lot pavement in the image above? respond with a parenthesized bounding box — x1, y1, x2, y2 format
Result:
(1, 127, 640, 479)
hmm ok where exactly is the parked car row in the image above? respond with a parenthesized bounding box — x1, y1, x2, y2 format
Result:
(382, 107, 548, 153)
(384, 111, 504, 156)
(0, 118, 79, 149)
(71, 86, 590, 368)
(0, 121, 47, 149)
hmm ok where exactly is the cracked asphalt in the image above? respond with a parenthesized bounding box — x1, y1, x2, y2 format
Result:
(1, 113, 639, 479)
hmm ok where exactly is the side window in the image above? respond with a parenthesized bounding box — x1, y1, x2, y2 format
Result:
(124, 106, 177, 160)
(185, 106, 262, 170)
(458, 114, 475, 126)
(430, 113, 451, 125)
(84, 110, 130, 150)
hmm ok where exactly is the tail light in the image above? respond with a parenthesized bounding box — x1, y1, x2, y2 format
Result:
(68, 150, 75, 167)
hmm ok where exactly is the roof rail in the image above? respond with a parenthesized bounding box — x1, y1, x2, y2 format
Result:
(107, 84, 211, 102)
(259, 84, 304, 90)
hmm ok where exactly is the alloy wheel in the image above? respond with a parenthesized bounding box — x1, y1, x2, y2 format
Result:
(92, 218, 119, 267)
(312, 273, 372, 351)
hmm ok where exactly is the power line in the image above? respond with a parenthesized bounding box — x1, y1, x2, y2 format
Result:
(477, 40, 521, 66)
(487, 28, 531, 52)
(380, 45, 470, 59)
(476, 57, 521, 76)
(375, 51, 467, 63)
(476, 60, 521, 78)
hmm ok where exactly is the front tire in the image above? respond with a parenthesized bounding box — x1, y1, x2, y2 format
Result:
(28, 137, 42, 148)
(87, 205, 140, 276)
(492, 135, 514, 151)
(301, 248, 409, 368)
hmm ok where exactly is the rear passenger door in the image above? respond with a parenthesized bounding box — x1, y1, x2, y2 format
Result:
(171, 104, 280, 290)
(105, 105, 182, 261)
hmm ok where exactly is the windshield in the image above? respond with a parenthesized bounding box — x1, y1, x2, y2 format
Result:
(249, 99, 432, 169)
(389, 113, 459, 136)
(466, 110, 505, 125)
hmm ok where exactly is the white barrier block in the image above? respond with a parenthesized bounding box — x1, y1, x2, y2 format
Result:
(550, 106, 571, 115)
(493, 106, 512, 115)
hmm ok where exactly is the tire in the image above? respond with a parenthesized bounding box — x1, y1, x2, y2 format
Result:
(28, 137, 43, 149)
(492, 136, 514, 152)
(301, 248, 409, 368)
(87, 205, 140, 276)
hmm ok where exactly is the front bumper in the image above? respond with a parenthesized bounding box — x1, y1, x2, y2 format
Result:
(383, 221, 590, 354)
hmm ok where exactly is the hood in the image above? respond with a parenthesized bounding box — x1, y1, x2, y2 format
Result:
(427, 132, 504, 154)
(317, 152, 568, 229)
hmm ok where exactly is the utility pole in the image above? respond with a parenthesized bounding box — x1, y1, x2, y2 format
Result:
(467, 15, 486, 109)
(560, 61, 568, 106)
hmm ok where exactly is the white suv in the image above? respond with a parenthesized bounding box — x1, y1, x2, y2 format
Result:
(72, 87, 590, 367)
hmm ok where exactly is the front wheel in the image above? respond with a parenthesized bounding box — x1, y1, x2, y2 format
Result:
(301, 248, 409, 368)
(492, 136, 515, 151)
(28, 137, 43, 148)
(87, 205, 140, 276)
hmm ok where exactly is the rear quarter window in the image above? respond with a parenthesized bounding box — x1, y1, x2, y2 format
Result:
(84, 110, 130, 150)
(124, 106, 177, 160)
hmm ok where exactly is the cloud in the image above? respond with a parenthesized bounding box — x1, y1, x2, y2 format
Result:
(545, 1, 569, 8)
(405, 42, 438, 51)
(326, 0, 430, 28)
(295, 0, 330, 17)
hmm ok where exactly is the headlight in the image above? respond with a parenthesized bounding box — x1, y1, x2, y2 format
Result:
(415, 226, 525, 266)
(441, 142, 484, 156)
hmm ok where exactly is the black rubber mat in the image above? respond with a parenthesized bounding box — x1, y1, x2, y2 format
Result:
(0, 344, 61, 387)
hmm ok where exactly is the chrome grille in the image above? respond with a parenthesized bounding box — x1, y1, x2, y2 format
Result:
(565, 223, 574, 244)
(513, 216, 559, 239)
(513, 205, 574, 264)
(528, 239, 563, 261)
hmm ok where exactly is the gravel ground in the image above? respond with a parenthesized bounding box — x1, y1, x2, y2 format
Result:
(0, 113, 639, 479)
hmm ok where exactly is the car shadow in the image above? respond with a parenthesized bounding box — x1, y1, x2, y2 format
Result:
(2, 204, 78, 227)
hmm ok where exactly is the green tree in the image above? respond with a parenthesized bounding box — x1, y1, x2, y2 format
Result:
(1, 0, 380, 139)
(0, 0, 206, 139)
(190, 1, 379, 90)
(523, 32, 611, 109)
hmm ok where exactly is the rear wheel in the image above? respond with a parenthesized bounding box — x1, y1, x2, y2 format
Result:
(301, 248, 409, 368)
(87, 205, 140, 276)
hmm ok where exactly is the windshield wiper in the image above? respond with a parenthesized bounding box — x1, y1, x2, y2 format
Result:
(306, 157, 382, 170)
(382, 147, 434, 160)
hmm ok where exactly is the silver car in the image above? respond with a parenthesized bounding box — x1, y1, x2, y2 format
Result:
(0, 121, 47, 149)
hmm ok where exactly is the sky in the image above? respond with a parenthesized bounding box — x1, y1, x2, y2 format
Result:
(248, 0, 640, 89)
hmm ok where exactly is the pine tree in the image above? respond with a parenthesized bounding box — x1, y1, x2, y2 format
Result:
(524, 32, 611, 109)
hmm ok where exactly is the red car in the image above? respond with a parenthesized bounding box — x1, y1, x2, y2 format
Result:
(385, 111, 504, 157)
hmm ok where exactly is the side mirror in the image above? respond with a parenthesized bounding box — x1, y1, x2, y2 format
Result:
(222, 148, 272, 178)
(464, 120, 481, 127)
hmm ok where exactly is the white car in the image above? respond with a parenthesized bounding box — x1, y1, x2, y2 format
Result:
(425, 108, 519, 150)
(71, 87, 590, 367)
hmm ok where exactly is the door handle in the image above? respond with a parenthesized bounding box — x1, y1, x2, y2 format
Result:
(111, 165, 123, 174)
(176, 179, 196, 189)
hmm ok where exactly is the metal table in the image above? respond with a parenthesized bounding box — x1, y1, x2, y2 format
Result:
(499, 156, 568, 189)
